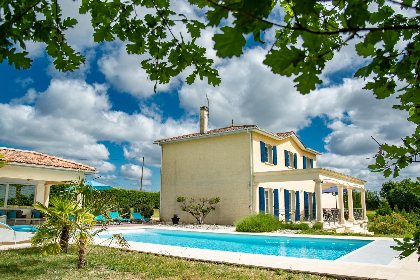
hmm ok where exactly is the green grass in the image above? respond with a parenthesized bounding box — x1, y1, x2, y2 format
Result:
(235, 213, 281, 232)
(0, 246, 336, 280)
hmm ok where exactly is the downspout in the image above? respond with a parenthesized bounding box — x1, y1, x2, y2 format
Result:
(159, 144, 162, 222)
(246, 128, 253, 214)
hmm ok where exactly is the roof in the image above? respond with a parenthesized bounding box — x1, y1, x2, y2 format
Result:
(154, 125, 321, 155)
(0, 147, 96, 172)
(154, 125, 257, 143)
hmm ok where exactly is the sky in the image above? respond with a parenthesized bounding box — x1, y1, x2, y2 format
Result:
(1, 1, 418, 192)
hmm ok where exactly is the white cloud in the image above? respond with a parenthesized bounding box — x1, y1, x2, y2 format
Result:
(119, 164, 152, 181)
(15, 77, 34, 88)
(96, 162, 116, 174)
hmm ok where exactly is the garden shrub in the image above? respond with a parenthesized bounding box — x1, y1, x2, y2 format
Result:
(235, 213, 281, 232)
(138, 204, 154, 218)
(376, 198, 392, 216)
(369, 212, 416, 236)
(121, 205, 131, 218)
(312, 223, 323, 230)
(279, 222, 310, 230)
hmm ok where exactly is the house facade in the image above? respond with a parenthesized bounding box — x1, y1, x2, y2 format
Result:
(155, 107, 367, 225)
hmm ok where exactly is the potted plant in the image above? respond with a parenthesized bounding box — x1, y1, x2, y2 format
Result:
(171, 214, 180, 225)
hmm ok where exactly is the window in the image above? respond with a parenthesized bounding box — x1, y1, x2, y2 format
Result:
(265, 144, 273, 164)
(265, 190, 269, 214)
(285, 150, 297, 168)
(260, 141, 277, 165)
(307, 157, 312, 169)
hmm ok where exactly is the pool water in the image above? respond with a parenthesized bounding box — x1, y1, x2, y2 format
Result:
(99, 229, 371, 260)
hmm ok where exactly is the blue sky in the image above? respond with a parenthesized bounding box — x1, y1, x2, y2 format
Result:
(1, 1, 418, 192)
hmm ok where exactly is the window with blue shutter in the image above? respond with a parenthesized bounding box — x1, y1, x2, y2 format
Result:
(304, 191, 309, 219)
(259, 187, 265, 213)
(294, 153, 297, 169)
(273, 146, 277, 165)
(303, 156, 307, 169)
(310, 158, 314, 168)
(284, 150, 289, 166)
(260, 141, 266, 162)
(313, 192, 316, 220)
(284, 189, 290, 222)
(296, 191, 300, 221)
(274, 189, 279, 218)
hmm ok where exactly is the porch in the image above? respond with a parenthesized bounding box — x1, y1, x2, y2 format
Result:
(253, 168, 368, 230)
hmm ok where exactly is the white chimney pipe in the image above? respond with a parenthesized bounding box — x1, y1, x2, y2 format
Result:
(200, 106, 209, 134)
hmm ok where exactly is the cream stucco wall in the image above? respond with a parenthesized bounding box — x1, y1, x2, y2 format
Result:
(160, 132, 252, 225)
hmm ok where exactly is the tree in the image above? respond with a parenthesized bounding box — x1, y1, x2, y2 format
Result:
(2, 0, 420, 173)
(379, 179, 420, 212)
(365, 190, 381, 210)
(177, 196, 220, 224)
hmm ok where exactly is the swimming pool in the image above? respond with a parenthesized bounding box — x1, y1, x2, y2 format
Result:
(98, 229, 372, 260)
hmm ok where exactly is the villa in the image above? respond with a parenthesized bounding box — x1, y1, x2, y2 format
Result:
(155, 107, 368, 227)
(0, 147, 96, 222)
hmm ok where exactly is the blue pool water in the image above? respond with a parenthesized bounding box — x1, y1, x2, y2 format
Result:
(98, 229, 372, 260)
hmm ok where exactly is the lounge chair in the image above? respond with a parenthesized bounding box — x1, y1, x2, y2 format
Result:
(0, 221, 37, 244)
(109, 212, 131, 224)
(94, 214, 109, 224)
(131, 212, 152, 223)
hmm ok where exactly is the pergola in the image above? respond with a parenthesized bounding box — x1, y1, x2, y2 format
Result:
(254, 168, 367, 224)
(0, 147, 96, 208)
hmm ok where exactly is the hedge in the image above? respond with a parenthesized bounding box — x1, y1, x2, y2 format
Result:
(103, 189, 159, 209)
(49, 184, 160, 209)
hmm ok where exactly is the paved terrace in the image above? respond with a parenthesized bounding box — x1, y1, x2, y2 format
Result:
(2, 223, 419, 280)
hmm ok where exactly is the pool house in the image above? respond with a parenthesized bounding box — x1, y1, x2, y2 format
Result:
(0, 147, 96, 225)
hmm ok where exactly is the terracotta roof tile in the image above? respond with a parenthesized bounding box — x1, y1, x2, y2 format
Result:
(276, 131, 295, 138)
(0, 147, 96, 172)
(154, 125, 257, 143)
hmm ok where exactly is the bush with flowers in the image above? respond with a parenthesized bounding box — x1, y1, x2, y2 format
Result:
(369, 212, 416, 236)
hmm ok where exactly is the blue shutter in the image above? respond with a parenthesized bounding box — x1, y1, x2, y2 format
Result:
(284, 150, 289, 166)
(303, 156, 307, 169)
(284, 189, 290, 222)
(273, 146, 277, 165)
(296, 191, 300, 221)
(304, 191, 309, 219)
(313, 192, 316, 220)
(310, 159, 314, 168)
(274, 189, 279, 218)
(260, 142, 266, 162)
(259, 187, 265, 213)
(294, 153, 297, 169)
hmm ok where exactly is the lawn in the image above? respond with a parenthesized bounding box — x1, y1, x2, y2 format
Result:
(0, 246, 335, 280)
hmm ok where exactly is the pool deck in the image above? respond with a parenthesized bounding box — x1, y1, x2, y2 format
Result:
(94, 225, 420, 280)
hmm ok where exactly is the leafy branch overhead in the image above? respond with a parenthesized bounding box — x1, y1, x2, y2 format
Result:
(1, 0, 420, 175)
(177, 196, 220, 224)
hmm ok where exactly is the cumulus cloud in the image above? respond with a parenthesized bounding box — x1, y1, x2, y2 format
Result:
(119, 164, 152, 181)
(95, 162, 116, 174)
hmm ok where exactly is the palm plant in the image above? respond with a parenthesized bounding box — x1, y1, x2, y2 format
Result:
(32, 178, 127, 268)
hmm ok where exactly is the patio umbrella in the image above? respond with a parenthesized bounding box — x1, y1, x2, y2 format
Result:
(322, 186, 347, 209)
(66, 180, 113, 191)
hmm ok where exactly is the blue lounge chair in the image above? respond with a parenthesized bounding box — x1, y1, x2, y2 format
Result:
(109, 212, 131, 224)
(0, 221, 37, 244)
(131, 212, 152, 223)
(94, 214, 109, 223)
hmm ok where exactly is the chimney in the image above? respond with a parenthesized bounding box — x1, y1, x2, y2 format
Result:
(200, 106, 209, 134)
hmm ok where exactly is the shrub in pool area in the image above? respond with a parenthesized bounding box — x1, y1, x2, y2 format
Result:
(137, 204, 154, 219)
(279, 222, 310, 230)
(369, 212, 416, 236)
(312, 223, 323, 230)
(235, 213, 281, 232)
